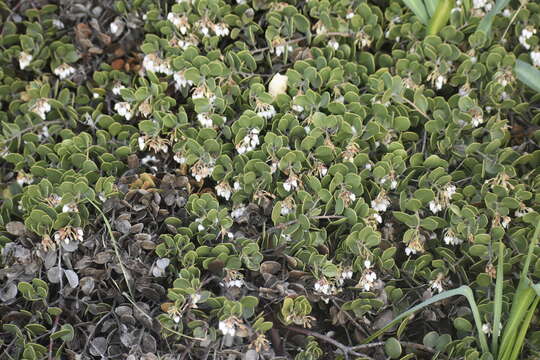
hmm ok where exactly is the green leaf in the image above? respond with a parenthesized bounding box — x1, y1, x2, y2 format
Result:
(427, 0, 455, 35)
(515, 60, 540, 94)
(402, 0, 429, 25)
(384, 337, 402, 359)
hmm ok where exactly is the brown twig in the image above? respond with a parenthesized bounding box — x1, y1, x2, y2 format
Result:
(286, 326, 375, 360)
(48, 315, 61, 360)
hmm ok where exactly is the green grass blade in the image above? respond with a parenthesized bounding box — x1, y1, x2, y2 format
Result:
(427, 0, 455, 35)
(520, 214, 540, 279)
(516, 60, 540, 94)
(491, 242, 504, 355)
(402, 0, 429, 25)
(425, 0, 440, 17)
(362, 285, 490, 354)
(508, 296, 540, 360)
(499, 216, 540, 359)
(498, 288, 535, 360)
(477, 0, 511, 35)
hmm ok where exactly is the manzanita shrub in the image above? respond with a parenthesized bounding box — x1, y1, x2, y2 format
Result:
(0, 0, 539, 359)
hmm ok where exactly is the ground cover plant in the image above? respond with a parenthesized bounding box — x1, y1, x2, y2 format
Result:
(0, 0, 539, 359)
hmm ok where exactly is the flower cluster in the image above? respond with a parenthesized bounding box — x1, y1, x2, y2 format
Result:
(371, 191, 391, 212)
(519, 26, 536, 50)
(53, 63, 76, 79)
(114, 102, 132, 120)
(428, 184, 457, 214)
(356, 260, 377, 292)
(31, 98, 51, 119)
(236, 128, 260, 154)
(53, 226, 84, 245)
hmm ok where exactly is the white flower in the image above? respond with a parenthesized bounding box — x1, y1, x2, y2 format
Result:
(31, 98, 51, 119)
(167, 13, 188, 34)
(519, 27, 536, 50)
(373, 213, 382, 223)
(501, 216, 511, 229)
(329, 39, 339, 50)
(19, 52, 32, 70)
(112, 82, 125, 95)
(219, 318, 239, 337)
(233, 181, 242, 191)
(138, 136, 146, 151)
(314, 278, 334, 296)
(114, 102, 132, 120)
(473, 0, 486, 8)
(371, 192, 391, 212)
(482, 323, 492, 334)
(109, 17, 124, 36)
(231, 205, 247, 219)
(471, 113, 483, 127)
(357, 261, 377, 291)
(443, 229, 463, 246)
(143, 54, 172, 75)
(236, 128, 260, 154)
(62, 202, 78, 213)
(435, 75, 446, 90)
(53, 63, 76, 80)
(444, 184, 457, 198)
(502, 8, 512, 17)
(429, 274, 444, 293)
(390, 180, 398, 189)
(429, 200, 443, 214)
(16, 172, 34, 186)
(292, 104, 304, 112)
(197, 223, 205, 231)
(531, 51, 540, 67)
(274, 44, 293, 57)
(405, 246, 416, 256)
(346, 10, 354, 19)
(141, 155, 158, 165)
(52, 19, 65, 29)
(280, 201, 294, 216)
(256, 103, 276, 119)
(54, 226, 84, 244)
(213, 23, 229, 37)
(191, 160, 215, 181)
(197, 113, 213, 128)
(283, 175, 299, 192)
(268, 73, 288, 98)
(216, 182, 232, 200)
(174, 71, 194, 91)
